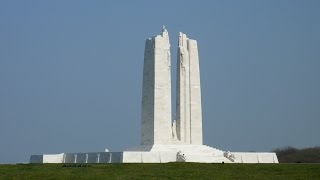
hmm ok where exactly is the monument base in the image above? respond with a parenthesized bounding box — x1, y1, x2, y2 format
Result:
(123, 144, 278, 163)
(30, 145, 278, 163)
(123, 144, 231, 163)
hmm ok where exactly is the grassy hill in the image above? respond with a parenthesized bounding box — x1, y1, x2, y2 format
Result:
(0, 163, 319, 179)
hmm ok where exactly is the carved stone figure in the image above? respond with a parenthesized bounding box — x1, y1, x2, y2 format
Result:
(176, 151, 186, 162)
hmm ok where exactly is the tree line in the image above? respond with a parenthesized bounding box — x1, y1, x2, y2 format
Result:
(273, 146, 320, 163)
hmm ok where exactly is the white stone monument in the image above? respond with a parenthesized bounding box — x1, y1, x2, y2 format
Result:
(140, 28, 203, 146)
(122, 27, 278, 163)
(30, 27, 278, 163)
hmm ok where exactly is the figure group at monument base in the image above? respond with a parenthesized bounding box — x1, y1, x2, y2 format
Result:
(30, 27, 278, 164)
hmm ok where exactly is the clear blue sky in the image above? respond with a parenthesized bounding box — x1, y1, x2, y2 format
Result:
(0, 0, 319, 163)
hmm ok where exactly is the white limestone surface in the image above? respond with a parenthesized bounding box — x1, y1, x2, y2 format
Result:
(124, 144, 231, 163)
(31, 150, 278, 163)
(176, 32, 203, 145)
(43, 153, 64, 163)
(141, 26, 172, 145)
(141, 152, 161, 163)
(232, 152, 279, 163)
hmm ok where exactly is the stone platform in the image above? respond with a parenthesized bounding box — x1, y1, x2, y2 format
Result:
(123, 145, 231, 163)
(123, 145, 278, 163)
(30, 145, 278, 163)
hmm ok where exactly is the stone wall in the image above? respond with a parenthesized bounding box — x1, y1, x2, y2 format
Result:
(30, 152, 123, 163)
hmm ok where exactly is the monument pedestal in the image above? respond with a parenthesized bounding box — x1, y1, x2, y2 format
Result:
(123, 144, 232, 163)
(122, 144, 278, 163)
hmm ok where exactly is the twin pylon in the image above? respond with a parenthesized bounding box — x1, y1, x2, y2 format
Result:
(141, 27, 203, 145)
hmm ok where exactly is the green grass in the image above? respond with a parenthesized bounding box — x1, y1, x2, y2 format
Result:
(0, 163, 319, 180)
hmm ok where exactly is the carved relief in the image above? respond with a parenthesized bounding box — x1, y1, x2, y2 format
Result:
(176, 151, 186, 162)
(224, 151, 235, 162)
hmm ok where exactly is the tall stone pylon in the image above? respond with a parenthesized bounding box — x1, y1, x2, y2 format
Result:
(176, 32, 203, 145)
(141, 26, 172, 145)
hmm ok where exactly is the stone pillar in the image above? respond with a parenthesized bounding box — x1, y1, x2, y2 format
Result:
(188, 39, 203, 145)
(176, 32, 203, 145)
(176, 32, 190, 143)
(141, 27, 172, 145)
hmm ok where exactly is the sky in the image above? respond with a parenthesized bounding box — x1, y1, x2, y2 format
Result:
(0, 0, 319, 163)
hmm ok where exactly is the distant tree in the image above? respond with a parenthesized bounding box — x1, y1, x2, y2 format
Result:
(273, 146, 320, 163)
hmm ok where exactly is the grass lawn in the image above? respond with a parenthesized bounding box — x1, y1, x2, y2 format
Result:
(0, 163, 319, 179)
